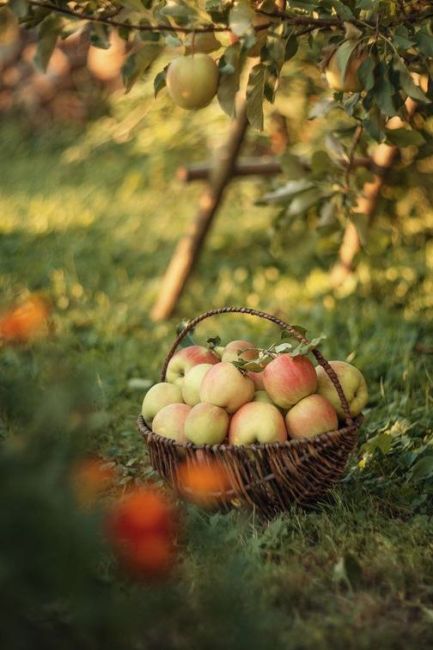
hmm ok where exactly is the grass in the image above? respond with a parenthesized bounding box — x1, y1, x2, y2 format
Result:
(1, 101, 433, 649)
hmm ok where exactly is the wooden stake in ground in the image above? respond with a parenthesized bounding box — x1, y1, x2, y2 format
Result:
(151, 101, 249, 322)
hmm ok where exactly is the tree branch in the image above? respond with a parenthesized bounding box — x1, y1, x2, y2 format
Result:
(23, 1, 433, 36)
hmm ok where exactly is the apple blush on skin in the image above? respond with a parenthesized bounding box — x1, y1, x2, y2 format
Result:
(229, 402, 287, 445)
(165, 345, 219, 387)
(200, 361, 255, 414)
(263, 354, 317, 410)
(152, 403, 191, 443)
(285, 394, 338, 439)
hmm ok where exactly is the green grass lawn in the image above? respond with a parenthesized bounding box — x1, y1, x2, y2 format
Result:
(1, 107, 433, 649)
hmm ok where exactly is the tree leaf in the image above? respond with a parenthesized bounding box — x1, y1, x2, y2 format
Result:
(246, 64, 266, 130)
(386, 127, 425, 147)
(34, 15, 60, 72)
(122, 44, 161, 93)
(153, 67, 167, 97)
(217, 43, 242, 118)
(410, 455, 433, 481)
(335, 40, 360, 84)
(229, 0, 254, 37)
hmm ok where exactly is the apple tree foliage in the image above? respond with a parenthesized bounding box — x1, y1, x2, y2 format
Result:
(8, 0, 433, 246)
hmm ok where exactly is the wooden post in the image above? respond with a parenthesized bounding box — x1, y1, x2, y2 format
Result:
(151, 101, 249, 321)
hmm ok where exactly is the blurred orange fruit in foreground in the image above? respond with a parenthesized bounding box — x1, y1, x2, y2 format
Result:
(0, 295, 50, 342)
(71, 458, 116, 508)
(176, 459, 232, 506)
(107, 487, 177, 580)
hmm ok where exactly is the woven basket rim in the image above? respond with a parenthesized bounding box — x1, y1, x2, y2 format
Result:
(137, 413, 362, 453)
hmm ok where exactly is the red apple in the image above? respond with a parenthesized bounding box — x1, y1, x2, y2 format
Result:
(166, 345, 219, 386)
(184, 403, 229, 445)
(152, 403, 191, 443)
(285, 394, 338, 439)
(263, 354, 317, 409)
(229, 402, 287, 445)
(200, 362, 255, 414)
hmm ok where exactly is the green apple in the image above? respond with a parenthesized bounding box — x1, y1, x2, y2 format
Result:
(252, 390, 273, 404)
(285, 394, 338, 439)
(229, 402, 287, 445)
(184, 403, 229, 445)
(166, 345, 219, 387)
(181, 363, 213, 406)
(166, 54, 219, 110)
(152, 403, 191, 443)
(141, 382, 183, 424)
(316, 360, 368, 418)
(200, 361, 255, 414)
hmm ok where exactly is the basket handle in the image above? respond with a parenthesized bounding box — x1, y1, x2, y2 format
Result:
(160, 307, 353, 426)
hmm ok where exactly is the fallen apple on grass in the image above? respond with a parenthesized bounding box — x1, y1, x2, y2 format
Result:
(229, 402, 287, 445)
(200, 361, 255, 413)
(166, 345, 219, 386)
(285, 394, 338, 439)
(316, 360, 368, 417)
(142, 382, 183, 424)
(263, 353, 317, 409)
(184, 402, 229, 445)
(152, 403, 191, 443)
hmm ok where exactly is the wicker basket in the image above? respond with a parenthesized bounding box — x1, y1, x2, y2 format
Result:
(137, 307, 361, 518)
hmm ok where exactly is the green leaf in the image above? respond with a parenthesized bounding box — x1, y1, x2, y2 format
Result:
(9, 0, 28, 18)
(357, 57, 375, 92)
(259, 179, 315, 205)
(415, 27, 433, 58)
(229, 0, 254, 37)
(335, 40, 360, 84)
(393, 25, 415, 51)
(217, 43, 242, 118)
(374, 63, 398, 117)
(34, 15, 60, 72)
(286, 189, 322, 216)
(410, 456, 433, 481)
(281, 325, 307, 340)
(121, 44, 161, 93)
(396, 60, 430, 104)
(153, 68, 167, 98)
(385, 128, 425, 148)
(290, 335, 326, 357)
(284, 34, 298, 60)
(246, 64, 266, 130)
(89, 24, 111, 50)
(206, 336, 222, 349)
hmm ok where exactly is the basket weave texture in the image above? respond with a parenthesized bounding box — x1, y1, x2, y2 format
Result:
(137, 307, 361, 517)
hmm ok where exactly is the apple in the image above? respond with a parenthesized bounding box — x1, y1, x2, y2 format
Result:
(184, 32, 222, 54)
(152, 403, 191, 442)
(229, 402, 287, 445)
(325, 49, 367, 93)
(221, 339, 258, 363)
(285, 394, 338, 439)
(316, 360, 368, 418)
(200, 362, 255, 413)
(252, 390, 273, 404)
(184, 403, 229, 445)
(248, 369, 265, 390)
(141, 382, 183, 423)
(166, 345, 219, 386)
(181, 363, 213, 406)
(263, 354, 317, 409)
(166, 54, 219, 110)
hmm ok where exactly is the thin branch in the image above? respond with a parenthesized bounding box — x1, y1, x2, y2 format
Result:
(23, 1, 433, 36)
